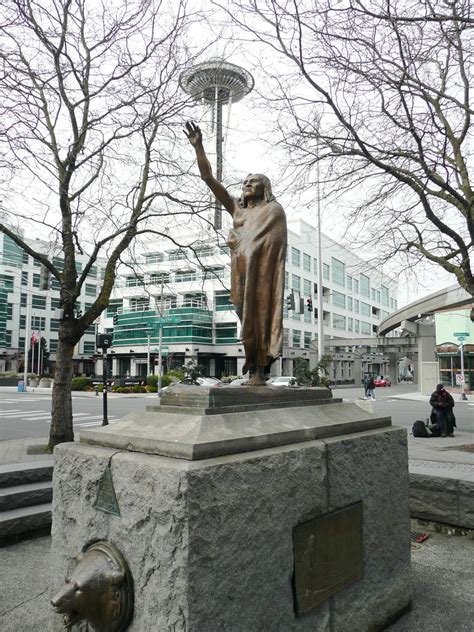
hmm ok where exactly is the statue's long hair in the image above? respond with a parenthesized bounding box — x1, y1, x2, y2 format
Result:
(239, 174, 276, 207)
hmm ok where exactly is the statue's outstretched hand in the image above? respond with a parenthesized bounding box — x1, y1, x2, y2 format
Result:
(184, 121, 202, 147)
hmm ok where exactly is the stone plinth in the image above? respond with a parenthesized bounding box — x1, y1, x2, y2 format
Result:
(50, 388, 412, 631)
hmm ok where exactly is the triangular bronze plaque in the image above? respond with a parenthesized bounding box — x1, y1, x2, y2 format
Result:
(94, 467, 121, 516)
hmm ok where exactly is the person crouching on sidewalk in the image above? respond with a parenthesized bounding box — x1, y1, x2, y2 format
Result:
(429, 383, 456, 437)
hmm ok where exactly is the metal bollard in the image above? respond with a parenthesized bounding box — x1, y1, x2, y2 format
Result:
(95, 385, 99, 396)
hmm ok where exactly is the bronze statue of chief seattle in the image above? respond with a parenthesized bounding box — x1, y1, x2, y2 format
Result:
(185, 121, 287, 386)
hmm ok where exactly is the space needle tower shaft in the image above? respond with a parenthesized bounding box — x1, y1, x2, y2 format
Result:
(180, 60, 254, 230)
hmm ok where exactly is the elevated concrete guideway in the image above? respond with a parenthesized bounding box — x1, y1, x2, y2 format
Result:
(377, 284, 472, 336)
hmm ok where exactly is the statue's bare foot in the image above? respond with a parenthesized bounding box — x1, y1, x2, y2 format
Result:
(246, 373, 266, 386)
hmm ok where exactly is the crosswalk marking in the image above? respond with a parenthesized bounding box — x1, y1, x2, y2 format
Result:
(0, 398, 48, 403)
(0, 410, 118, 426)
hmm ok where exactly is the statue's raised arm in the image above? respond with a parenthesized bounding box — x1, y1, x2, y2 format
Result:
(184, 122, 235, 214)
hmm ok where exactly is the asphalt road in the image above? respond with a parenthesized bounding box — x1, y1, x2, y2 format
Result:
(0, 384, 472, 442)
(0, 391, 157, 441)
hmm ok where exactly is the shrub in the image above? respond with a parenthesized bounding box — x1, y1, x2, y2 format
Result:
(71, 376, 91, 391)
(167, 368, 184, 381)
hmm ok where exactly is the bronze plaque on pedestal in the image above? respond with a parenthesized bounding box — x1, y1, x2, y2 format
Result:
(293, 502, 363, 616)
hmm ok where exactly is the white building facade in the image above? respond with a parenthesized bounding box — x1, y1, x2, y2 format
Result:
(0, 231, 106, 376)
(101, 219, 398, 382)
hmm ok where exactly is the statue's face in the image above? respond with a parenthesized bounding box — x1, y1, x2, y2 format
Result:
(242, 175, 264, 201)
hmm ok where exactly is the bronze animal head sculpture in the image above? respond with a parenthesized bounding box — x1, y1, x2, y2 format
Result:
(51, 540, 133, 631)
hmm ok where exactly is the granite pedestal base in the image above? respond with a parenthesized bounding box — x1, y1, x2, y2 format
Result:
(49, 387, 412, 631)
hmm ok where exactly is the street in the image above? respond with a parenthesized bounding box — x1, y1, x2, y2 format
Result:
(0, 384, 472, 442)
(0, 391, 159, 441)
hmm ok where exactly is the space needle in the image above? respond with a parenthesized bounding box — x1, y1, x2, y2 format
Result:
(180, 59, 254, 229)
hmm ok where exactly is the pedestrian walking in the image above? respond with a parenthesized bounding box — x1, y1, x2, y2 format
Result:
(366, 375, 376, 400)
(362, 373, 370, 399)
(429, 383, 456, 437)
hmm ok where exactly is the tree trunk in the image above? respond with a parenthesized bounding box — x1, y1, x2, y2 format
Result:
(49, 324, 76, 450)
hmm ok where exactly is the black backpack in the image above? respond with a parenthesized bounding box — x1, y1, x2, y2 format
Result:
(412, 420, 430, 438)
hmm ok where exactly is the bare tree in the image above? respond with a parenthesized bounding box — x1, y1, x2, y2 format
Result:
(0, 0, 209, 448)
(223, 0, 474, 300)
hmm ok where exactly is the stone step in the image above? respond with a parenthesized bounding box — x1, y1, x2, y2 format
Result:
(0, 460, 54, 488)
(0, 503, 52, 540)
(0, 480, 53, 511)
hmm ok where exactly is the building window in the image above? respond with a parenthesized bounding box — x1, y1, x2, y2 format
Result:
(347, 297, 353, 311)
(381, 286, 389, 307)
(354, 299, 359, 314)
(168, 249, 187, 261)
(361, 321, 371, 335)
(291, 247, 301, 267)
(215, 291, 232, 309)
(292, 329, 301, 347)
(21, 271, 28, 286)
(304, 331, 312, 348)
(32, 273, 40, 288)
(331, 258, 345, 286)
(360, 274, 370, 297)
(354, 319, 360, 333)
(20, 315, 26, 329)
(333, 313, 346, 331)
(348, 317, 353, 332)
(52, 256, 64, 271)
(85, 283, 97, 297)
(106, 299, 123, 316)
(125, 276, 143, 287)
(303, 253, 311, 272)
(303, 278, 312, 295)
(175, 271, 197, 283)
(87, 266, 97, 278)
(346, 275, 353, 291)
(49, 339, 58, 352)
(353, 279, 359, 294)
(22, 251, 29, 264)
(51, 298, 61, 309)
(360, 301, 371, 317)
(323, 263, 330, 280)
(292, 274, 300, 292)
(32, 295, 46, 309)
(332, 291, 346, 309)
(285, 271, 289, 288)
(313, 258, 318, 273)
(145, 253, 163, 264)
(83, 341, 96, 354)
(31, 316, 46, 330)
(21, 293, 27, 307)
(50, 319, 60, 331)
(215, 322, 238, 342)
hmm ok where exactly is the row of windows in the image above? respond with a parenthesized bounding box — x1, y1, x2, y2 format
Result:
(124, 268, 227, 288)
(289, 249, 397, 307)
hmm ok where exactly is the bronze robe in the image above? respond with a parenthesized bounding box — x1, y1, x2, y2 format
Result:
(227, 199, 287, 374)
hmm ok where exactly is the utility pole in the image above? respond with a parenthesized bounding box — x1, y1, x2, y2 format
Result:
(316, 141, 325, 364)
(157, 276, 164, 397)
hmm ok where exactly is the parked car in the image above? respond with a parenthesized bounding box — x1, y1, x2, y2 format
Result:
(270, 376, 298, 387)
(374, 376, 391, 387)
(228, 378, 247, 387)
(162, 377, 223, 392)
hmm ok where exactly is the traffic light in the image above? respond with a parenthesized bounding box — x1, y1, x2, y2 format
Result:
(307, 297, 313, 312)
(286, 291, 295, 311)
(39, 264, 51, 290)
(113, 314, 118, 325)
